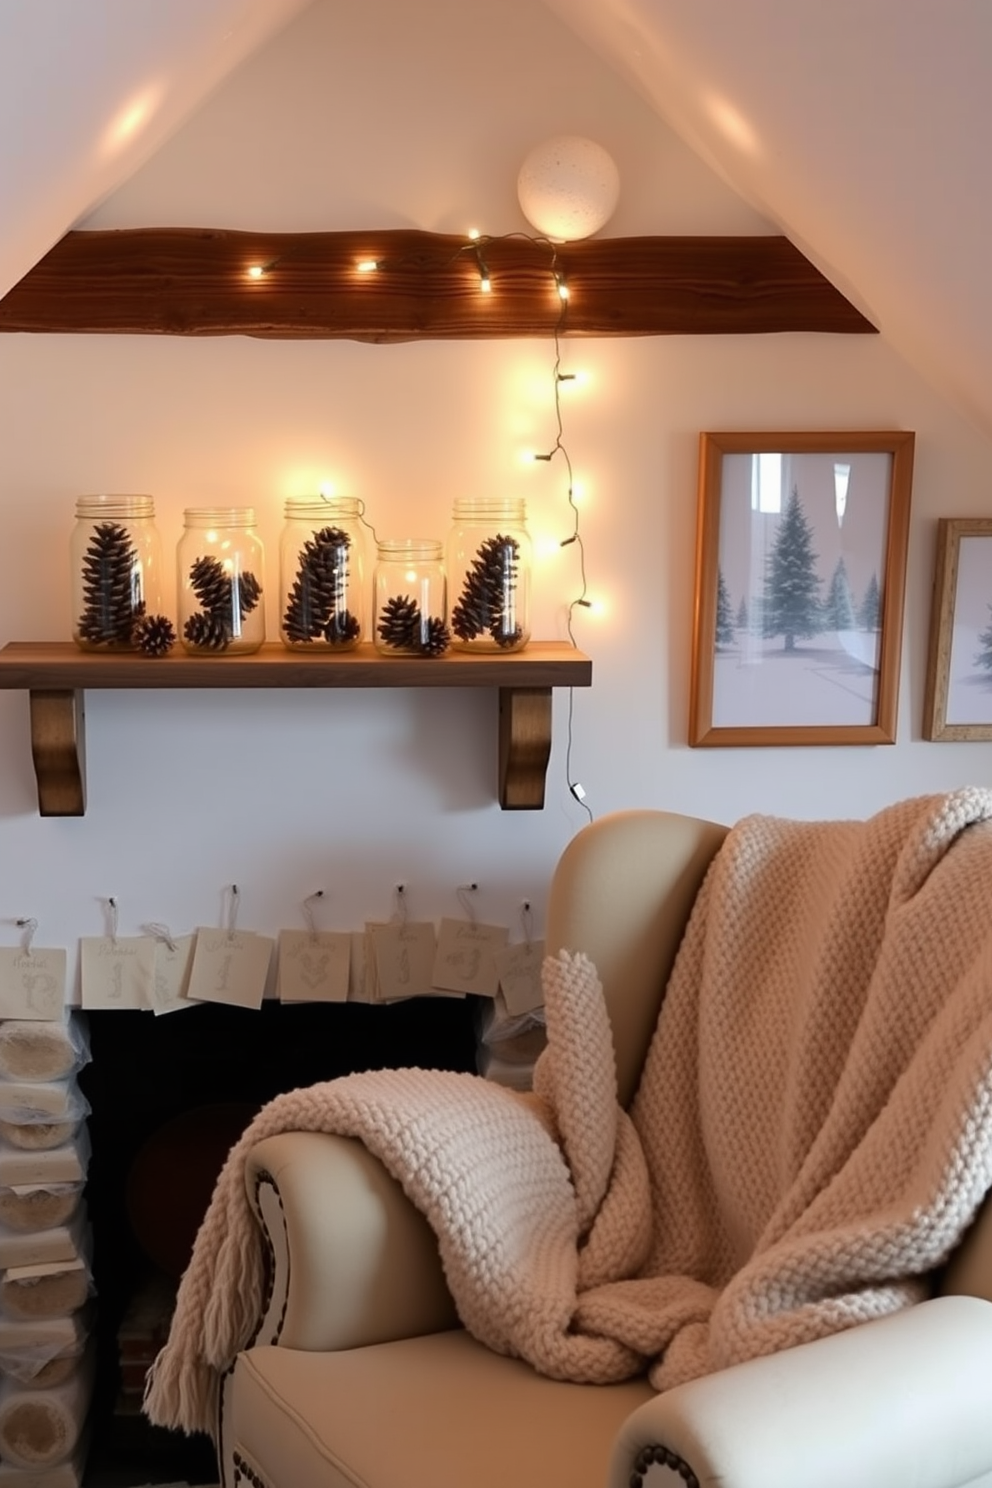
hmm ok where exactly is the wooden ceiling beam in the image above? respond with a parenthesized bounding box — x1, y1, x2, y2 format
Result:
(0, 227, 875, 341)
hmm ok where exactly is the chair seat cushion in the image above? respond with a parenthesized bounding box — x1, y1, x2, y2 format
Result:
(224, 1330, 653, 1488)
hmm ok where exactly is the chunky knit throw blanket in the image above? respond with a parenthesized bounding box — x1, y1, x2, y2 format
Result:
(145, 789, 992, 1438)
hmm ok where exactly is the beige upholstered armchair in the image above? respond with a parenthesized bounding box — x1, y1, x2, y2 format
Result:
(202, 805, 992, 1488)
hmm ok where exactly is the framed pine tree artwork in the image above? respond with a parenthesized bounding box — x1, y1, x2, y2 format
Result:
(923, 517, 992, 740)
(688, 430, 915, 746)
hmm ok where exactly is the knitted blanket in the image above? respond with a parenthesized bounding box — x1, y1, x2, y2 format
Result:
(144, 789, 992, 1438)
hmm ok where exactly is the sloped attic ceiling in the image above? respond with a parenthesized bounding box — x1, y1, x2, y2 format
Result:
(541, 0, 992, 441)
(2, 0, 990, 441)
(0, 0, 310, 299)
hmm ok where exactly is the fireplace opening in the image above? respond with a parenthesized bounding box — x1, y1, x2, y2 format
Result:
(76, 995, 479, 1485)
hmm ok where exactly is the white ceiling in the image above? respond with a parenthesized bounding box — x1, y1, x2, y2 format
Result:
(2, 0, 990, 439)
(0, 0, 310, 299)
(541, 0, 992, 441)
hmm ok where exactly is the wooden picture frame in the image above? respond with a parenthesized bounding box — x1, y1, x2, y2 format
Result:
(923, 518, 992, 740)
(689, 430, 915, 746)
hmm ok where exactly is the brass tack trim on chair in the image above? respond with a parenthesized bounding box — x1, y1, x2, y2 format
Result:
(233, 1448, 272, 1488)
(630, 1441, 700, 1486)
(251, 1172, 290, 1344)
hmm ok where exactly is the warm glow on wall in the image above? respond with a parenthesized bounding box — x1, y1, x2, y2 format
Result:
(704, 92, 761, 157)
(276, 471, 354, 504)
(100, 85, 162, 158)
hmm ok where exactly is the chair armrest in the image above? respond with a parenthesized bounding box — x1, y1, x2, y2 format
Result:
(609, 1295, 992, 1488)
(245, 1129, 459, 1352)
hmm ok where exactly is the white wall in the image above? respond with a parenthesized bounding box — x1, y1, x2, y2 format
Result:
(2, 0, 991, 979)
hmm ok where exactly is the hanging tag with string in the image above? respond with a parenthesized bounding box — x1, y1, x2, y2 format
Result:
(80, 898, 157, 1010)
(186, 885, 274, 1010)
(0, 918, 67, 1020)
(277, 891, 350, 1004)
(432, 884, 507, 998)
(141, 921, 198, 1015)
(369, 885, 440, 1003)
(494, 900, 546, 1016)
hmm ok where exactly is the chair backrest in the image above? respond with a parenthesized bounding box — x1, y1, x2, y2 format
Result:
(939, 1194, 992, 1302)
(545, 808, 727, 1109)
(546, 806, 992, 1300)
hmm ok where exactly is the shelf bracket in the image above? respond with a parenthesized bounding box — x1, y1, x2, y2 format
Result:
(29, 689, 86, 816)
(498, 687, 552, 810)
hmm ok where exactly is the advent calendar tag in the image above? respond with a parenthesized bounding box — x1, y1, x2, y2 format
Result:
(348, 929, 371, 1003)
(150, 935, 198, 1015)
(277, 930, 351, 1003)
(80, 937, 156, 1010)
(495, 939, 546, 1015)
(186, 930, 274, 1010)
(432, 917, 507, 997)
(0, 949, 67, 1020)
(370, 922, 440, 1002)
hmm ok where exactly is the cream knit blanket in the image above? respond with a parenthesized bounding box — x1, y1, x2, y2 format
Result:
(145, 789, 992, 1438)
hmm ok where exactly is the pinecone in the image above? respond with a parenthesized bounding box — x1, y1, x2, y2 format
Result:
(492, 621, 523, 649)
(312, 525, 350, 553)
(234, 570, 262, 618)
(183, 611, 232, 651)
(450, 534, 519, 643)
(419, 615, 451, 657)
(377, 594, 422, 650)
(324, 609, 361, 645)
(283, 528, 351, 642)
(188, 555, 231, 613)
(133, 613, 176, 657)
(187, 557, 262, 623)
(77, 521, 143, 645)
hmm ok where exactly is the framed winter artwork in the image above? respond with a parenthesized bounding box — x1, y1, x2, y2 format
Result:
(688, 430, 915, 746)
(922, 518, 992, 740)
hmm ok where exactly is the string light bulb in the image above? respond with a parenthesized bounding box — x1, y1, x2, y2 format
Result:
(357, 258, 380, 273)
(247, 265, 266, 280)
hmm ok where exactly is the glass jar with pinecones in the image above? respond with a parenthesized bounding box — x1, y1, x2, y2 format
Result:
(177, 508, 265, 655)
(446, 497, 531, 652)
(71, 494, 166, 652)
(373, 539, 450, 657)
(279, 497, 367, 651)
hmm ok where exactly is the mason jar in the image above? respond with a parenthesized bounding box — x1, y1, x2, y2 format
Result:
(177, 508, 265, 655)
(279, 498, 367, 651)
(373, 539, 449, 657)
(71, 494, 163, 651)
(446, 497, 531, 652)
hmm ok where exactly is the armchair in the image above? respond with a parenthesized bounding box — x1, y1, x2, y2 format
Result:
(203, 805, 992, 1488)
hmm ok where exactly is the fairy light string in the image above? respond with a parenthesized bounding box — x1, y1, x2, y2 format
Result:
(275, 230, 594, 818)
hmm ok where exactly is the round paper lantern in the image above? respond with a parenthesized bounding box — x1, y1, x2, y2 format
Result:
(517, 135, 620, 241)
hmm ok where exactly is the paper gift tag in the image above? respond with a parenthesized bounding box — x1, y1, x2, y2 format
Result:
(432, 918, 507, 997)
(150, 935, 198, 1015)
(0, 949, 67, 1020)
(277, 930, 351, 1003)
(495, 939, 546, 1015)
(363, 924, 385, 1002)
(186, 930, 274, 1010)
(370, 922, 440, 1002)
(348, 929, 371, 1003)
(80, 936, 157, 1010)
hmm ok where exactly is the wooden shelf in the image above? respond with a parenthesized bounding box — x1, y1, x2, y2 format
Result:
(0, 641, 591, 816)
